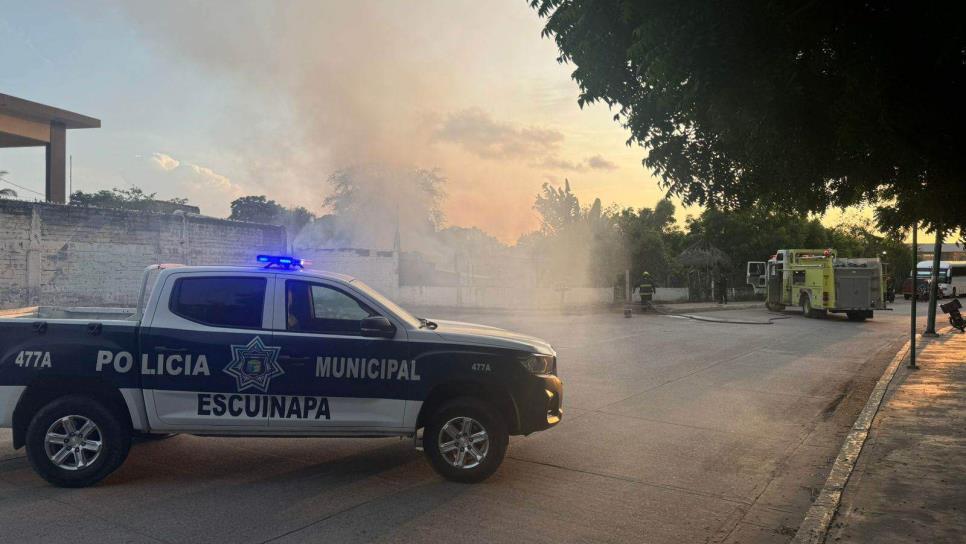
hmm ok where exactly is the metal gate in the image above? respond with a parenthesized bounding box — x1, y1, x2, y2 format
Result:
(836, 276, 871, 308)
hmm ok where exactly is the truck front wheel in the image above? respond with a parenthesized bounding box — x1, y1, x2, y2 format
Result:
(423, 397, 508, 483)
(25, 395, 131, 488)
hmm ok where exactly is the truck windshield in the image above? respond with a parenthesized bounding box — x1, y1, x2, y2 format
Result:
(349, 279, 421, 328)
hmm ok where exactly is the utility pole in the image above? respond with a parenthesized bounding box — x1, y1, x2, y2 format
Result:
(909, 223, 918, 369)
(924, 227, 943, 336)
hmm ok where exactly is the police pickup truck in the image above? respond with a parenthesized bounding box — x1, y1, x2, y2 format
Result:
(0, 256, 562, 487)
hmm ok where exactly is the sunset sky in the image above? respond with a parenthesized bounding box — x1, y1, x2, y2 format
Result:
(0, 0, 916, 243)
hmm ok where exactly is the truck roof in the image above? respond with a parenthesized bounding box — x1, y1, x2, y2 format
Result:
(160, 265, 358, 284)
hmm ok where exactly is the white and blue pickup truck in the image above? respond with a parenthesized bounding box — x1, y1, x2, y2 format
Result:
(0, 256, 562, 487)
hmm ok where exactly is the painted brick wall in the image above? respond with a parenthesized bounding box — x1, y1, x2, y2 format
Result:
(0, 200, 286, 309)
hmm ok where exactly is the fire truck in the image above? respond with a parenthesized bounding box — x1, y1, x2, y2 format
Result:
(747, 249, 886, 321)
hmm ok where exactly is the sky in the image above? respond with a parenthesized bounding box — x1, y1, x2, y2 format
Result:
(1, 0, 680, 243)
(0, 0, 940, 245)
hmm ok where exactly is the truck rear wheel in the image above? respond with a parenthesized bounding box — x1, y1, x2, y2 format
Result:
(423, 397, 508, 483)
(25, 395, 131, 488)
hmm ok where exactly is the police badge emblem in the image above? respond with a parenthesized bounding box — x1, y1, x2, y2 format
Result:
(223, 337, 284, 393)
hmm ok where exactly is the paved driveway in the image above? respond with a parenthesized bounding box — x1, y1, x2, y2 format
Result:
(0, 302, 926, 543)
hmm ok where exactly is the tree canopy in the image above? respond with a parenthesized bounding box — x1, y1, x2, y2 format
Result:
(531, 1, 966, 233)
(229, 195, 316, 244)
(70, 186, 193, 212)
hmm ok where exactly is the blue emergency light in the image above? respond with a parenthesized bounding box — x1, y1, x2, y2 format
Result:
(256, 255, 304, 269)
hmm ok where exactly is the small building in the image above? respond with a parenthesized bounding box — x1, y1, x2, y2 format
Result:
(0, 93, 100, 203)
(914, 242, 966, 262)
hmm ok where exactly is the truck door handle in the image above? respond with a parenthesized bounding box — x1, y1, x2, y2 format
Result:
(155, 346, 187, 353)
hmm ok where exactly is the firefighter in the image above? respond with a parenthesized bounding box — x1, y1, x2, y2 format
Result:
(717, 271, 728, 304)
(639, 271, 655, 306)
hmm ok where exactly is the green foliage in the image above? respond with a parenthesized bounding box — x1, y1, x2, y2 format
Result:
(528, 180, 683, 286)
(324, 166, 446, 232)
(685, 208, 913, 278)
(229, 195, 285, 224)
(70, 186, 192, 212)
(0, 171, 14, 199)
(229, 195, 317, 243)
(530, 180, 912, 288)
(531, 1, 966, 233)
(534, 179, 581, 235)
(612, 199, 683, 284)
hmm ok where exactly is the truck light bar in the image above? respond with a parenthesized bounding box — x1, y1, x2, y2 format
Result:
(256, 255, 304, 269)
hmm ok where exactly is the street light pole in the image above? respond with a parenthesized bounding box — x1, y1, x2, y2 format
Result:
(909, 222, 918, 369)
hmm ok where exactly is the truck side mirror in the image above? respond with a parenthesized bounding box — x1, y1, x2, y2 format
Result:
(361, 316, 396, 338)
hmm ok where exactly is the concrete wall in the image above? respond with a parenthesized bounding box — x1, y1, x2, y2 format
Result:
(398, 285, 612, 309)
(0, 200, 286, 309)
(654, 287, 690, 302)
(296, 247, 399, 299)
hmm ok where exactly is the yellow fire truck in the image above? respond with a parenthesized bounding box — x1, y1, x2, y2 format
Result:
(747, 249, 885, 321)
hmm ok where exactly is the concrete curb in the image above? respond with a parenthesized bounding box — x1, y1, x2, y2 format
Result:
(790, 330, 946, 543)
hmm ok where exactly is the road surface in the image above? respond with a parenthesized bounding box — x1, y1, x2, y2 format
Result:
(0, 300, 934, 543)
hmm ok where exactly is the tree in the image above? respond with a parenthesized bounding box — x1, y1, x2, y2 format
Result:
(0, 171, 14, 199)
(229, 195, 284, 224)
(614, 199, 682, 285)
(70, 186, 192, 211)
(531, 1, 966, 234)
(534, 179, 581, 235)
(301, 165, 446, 251)
(324, 165, 446, 232)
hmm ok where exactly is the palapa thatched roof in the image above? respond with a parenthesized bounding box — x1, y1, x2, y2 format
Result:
(677, 240, 732, 269)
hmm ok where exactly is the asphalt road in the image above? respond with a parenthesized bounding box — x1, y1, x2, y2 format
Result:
(0, 300, 937, 543)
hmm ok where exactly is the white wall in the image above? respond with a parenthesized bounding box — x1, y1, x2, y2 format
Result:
(653, 287, 689, 302)
(398, 286, 612, 309)
(297, 247, 399, 298)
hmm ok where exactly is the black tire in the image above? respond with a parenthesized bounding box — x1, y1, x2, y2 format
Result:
(25, 395, 131, 488)
(950, 316, 966, 332)
(423, 397, 508, 484)
(846, 311, 867, 322)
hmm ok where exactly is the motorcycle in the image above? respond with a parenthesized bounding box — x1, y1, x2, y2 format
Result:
(940, 298, 965, 332)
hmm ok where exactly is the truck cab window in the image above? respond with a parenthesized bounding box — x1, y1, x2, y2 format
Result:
(286, 280, 375, 335)
(170, 277, 266, 328)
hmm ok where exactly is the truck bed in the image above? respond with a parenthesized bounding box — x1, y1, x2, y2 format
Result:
(0, 306, 137, 321)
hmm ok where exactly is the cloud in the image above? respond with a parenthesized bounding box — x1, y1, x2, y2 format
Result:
(537, 156, 582, 170)
(586, 154, 618, 171)
(151, 152, 180, 171)
(433, 108, 564, 160)
(144, 153, 245, 213)
(535, 154, 619, 172)
(186, 164, 240, 194)
(432, 108, 618, 175)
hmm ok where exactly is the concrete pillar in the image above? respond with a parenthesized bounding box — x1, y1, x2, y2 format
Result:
(26, 207, 42, 305)
(45, 122, 67, 203)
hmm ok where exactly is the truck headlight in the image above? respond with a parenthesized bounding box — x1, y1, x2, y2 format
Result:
(521, 354, 556, 375)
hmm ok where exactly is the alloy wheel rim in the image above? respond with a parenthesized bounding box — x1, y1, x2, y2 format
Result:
(438, 416, 489, 469)
(44, 415, 102, 471)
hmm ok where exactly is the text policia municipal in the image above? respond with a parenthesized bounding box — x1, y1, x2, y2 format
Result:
(94, 351, 421, 381)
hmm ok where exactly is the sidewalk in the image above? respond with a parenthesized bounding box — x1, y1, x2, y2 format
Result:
(826, 329, 966, 543)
